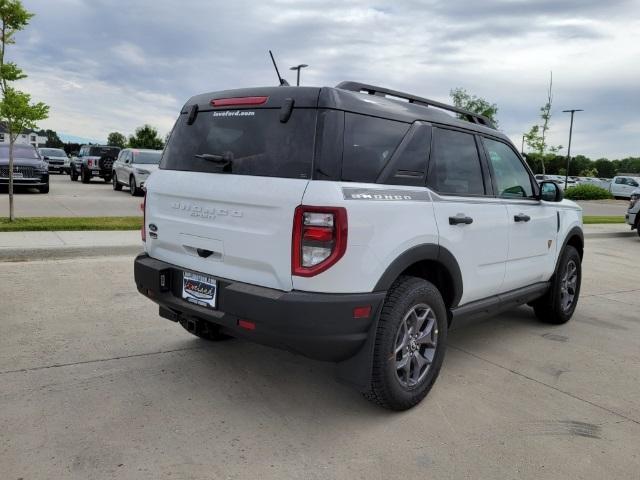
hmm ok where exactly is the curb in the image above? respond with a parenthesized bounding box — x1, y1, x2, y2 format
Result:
(0, 244, 142, 262)
(584, 231, 636, 239)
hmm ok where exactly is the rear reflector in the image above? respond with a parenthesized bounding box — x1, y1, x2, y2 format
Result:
(238, 319, 256, 331)
(353, 306, 372, 319)
(211, 96, 268, 107)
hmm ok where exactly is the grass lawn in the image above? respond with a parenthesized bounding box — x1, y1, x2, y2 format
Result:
(583, 216, 626, 224)
(0, 216, 142, 232)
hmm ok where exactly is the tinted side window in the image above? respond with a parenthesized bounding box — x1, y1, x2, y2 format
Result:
(342, 113, 409, 183)
(615, 177, 624, 184)
(483, 138, 533, 198)
(427, 128, 485, 195)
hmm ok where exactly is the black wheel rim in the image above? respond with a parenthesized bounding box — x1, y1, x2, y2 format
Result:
(393, 303, 438, 388)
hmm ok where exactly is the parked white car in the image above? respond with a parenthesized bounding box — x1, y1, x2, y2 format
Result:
(626, 188, 640, 236)
(134, 82, 584, 411)
(112, 148, 163, 196)
(610, 175, 640, 199)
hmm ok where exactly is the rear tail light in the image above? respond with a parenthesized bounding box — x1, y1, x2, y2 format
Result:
(87, 159, 93, 167)
(141, 193, 146, 242)
(211, 96, 268, 107)
(292, 206, 347, 277)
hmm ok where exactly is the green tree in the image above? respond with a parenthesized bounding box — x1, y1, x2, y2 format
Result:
(449, 87, 498, 126)
(0, 0, 49, 221)
(594, 158, 616, 177)
(42, 128, 62, 147)
(524, 72, 562, 174)
(128, 124, 164, 150)
(107, 131, 126, 148)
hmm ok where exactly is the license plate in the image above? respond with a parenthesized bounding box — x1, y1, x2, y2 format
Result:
(182, 271, 217, 309)
(13, 172, 23, 178)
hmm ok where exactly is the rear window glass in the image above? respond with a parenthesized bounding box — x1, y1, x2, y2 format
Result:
(89, 146, 120, 157)
(341, 113, 409, 183)
(161, 109, 317, 179)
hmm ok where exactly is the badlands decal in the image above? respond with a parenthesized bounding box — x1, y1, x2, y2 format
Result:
(342, 187, 430, 202)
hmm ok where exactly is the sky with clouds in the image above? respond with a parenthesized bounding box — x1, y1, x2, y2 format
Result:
(13, 0, 640, 158)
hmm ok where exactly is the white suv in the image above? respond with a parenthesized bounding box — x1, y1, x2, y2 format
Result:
(626, 188, 640, 236)
(134, 82, 584, 410)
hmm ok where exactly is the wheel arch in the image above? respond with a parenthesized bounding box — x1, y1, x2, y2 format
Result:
(374, 244, 463, 310)
(562, 226, 584, 260)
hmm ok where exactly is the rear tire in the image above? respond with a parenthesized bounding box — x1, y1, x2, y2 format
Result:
(179, 318, 231, 341)
(533, 245, 581, 324)
(81, 167, 90, 183)
(113, 173, 122, 190)
(129, 175, 140, 196)
(364, 276, 447, 411)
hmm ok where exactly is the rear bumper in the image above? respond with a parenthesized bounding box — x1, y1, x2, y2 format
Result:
(134, 254, 386, 362)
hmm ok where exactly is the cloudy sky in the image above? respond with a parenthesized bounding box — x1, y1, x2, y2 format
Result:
(14, 0, 640, 158)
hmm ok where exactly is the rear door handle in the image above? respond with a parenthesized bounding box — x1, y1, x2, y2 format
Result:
(449, 215, 473, 225)
(514, 213, 531, 222)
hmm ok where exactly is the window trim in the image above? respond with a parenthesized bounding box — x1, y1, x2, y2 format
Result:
(480, 135, 539, 200)
(425, 126, 492, 198)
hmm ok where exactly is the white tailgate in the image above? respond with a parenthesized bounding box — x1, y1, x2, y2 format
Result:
(145, 170, 308, 291)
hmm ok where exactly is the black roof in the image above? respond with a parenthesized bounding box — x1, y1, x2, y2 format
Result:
(182, 82, 509, 142)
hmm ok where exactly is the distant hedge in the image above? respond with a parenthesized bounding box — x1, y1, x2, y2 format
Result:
(564, 184, 613, 200)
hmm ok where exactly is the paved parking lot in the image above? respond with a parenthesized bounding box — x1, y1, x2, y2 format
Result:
(0, 234, 638, 479)
(0, 174, 141, 217)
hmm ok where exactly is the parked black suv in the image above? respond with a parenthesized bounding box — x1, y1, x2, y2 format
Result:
(69, 145, 120, 183)
(0, 144, 49, 193)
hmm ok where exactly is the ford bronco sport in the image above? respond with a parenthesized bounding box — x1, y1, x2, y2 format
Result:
(134, 82, 584, 410)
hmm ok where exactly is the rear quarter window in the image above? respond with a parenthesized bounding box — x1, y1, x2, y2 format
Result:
(341, 113, 409, 183)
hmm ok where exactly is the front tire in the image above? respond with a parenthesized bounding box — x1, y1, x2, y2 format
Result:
(70, 167, 78, 181)
(364, 276, 448, 411)
(533, 245, 582, 324)
(38, 183, 49, 194)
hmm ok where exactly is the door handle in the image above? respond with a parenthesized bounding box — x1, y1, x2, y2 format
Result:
(514, 213, 531, 222)
(449, 215, 473, 225)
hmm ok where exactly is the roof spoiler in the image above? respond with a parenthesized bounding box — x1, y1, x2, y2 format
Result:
(336, 81, 496, 129)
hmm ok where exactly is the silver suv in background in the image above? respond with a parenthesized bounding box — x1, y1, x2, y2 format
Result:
(626, 188, 640, 236)
(112, 148, 162, 196)
(38, 148, 69, 174)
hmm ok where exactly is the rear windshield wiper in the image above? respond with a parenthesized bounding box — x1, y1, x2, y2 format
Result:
(194, 152, 233, 169)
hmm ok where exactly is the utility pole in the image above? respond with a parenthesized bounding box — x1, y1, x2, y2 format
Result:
(521, 135, 525, 155)
(562, 109, 583, 189)
(289, 64, 309, 86)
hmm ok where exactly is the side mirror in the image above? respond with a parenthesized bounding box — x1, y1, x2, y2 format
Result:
(539, 181, 563, 202)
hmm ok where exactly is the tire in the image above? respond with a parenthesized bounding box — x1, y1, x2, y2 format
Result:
(39, 183, 49, 194)
(179, 318, 231, 341)
(533, 245, 581, 324)
(129, 175, 140, 196)
(112, 173, 122, 191)
(103, 175, 112, 183)
(81, 167, 90, 184)
(364, 276, 448, 411)
(70, 167, 78, 182)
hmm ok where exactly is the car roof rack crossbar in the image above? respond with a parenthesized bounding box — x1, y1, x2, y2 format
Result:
(336, 81, 496, 129)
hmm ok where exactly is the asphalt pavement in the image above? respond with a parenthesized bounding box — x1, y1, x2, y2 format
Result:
(0, 173, 141, 217)
(0, 234, 638, 479)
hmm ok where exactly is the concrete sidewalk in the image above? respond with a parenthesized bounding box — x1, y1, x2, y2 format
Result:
(0, 230, 142, 261)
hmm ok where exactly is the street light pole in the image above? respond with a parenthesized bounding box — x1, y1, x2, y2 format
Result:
(562, 109, 583, 189)
(289, 64, 309, 86)
(521, 134, 525, 155)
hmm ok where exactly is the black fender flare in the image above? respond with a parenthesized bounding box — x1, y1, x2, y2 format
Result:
(558, 226, 584, 265)
(373, 243, 463, 308)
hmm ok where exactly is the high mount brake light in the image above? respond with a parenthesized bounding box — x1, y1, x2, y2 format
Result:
(292, 206, 347, 277)
(210, 96, 268, 107)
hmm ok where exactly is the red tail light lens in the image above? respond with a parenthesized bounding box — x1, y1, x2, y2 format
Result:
(141, 193, 146, 242)
(292, 206, 347, 277)
(87, 159, 93, 167)
(211, 96, 268, 107)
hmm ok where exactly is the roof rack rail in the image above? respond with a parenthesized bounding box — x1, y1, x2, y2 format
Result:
(336, 81, 496, 129)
